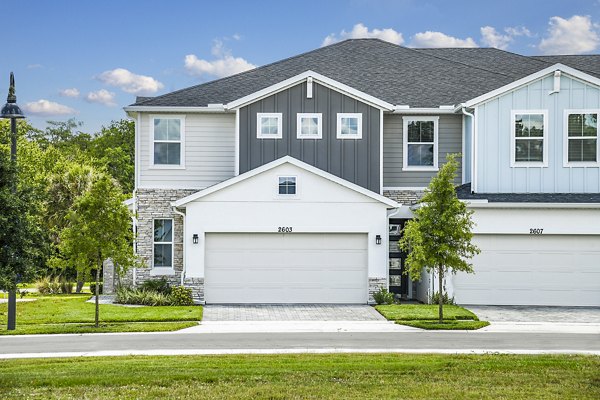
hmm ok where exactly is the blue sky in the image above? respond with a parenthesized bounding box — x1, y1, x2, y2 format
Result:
(2, 0, 599, 133)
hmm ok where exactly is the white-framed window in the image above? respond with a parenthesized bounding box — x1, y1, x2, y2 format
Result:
(564, 109, 598, 166)
(278, 176, 297, 195)
(336, 113, 362, 139)
(297, 113, 322, 139)
(257, 113, 283, 139)
(510, 110, 548, 167)
(153, 219, 173, 269)
(402, 116, 439, 171)
(151, 116, 185, 167)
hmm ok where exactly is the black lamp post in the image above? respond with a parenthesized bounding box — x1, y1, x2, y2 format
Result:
(1, 72, 25, 331)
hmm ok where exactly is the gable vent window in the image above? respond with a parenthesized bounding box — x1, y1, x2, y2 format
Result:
(152, 117, 184, 166)
(257, 113, 283, 139)
(511, 111, 548, 167)
(278, 176, 296, 195)
(402, 116, 439, 171)
(337, 113, 362, 139)
(297, 113, 322, 139)
(566, 111, 598, 164)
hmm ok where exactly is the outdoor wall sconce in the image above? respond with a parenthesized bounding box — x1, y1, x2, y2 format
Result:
(375, 235, 382, 245)
(192, 234, 199, 244)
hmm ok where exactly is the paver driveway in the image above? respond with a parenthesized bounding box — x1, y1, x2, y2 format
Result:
(466, 305, 600, 323)
(203, 304, 386, 321)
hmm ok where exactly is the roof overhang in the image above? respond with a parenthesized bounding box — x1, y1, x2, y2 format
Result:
(463, 200, 600, 209)
(123, 104, 229, 114)
(225, 70, 395, 111)
(463, 63, 600, 108)
(172, 155, 399, 208)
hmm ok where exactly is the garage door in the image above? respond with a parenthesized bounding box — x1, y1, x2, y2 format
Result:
(204, 233, 368, 304)
(453, 235, 600, 306)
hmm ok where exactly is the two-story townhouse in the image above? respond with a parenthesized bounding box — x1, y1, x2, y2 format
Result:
(122, 39, 600, 306)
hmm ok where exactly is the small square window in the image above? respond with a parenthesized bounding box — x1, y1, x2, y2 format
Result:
(278, 176, 296, 195)
(297, 113, 322, 139)
(336, 113, 362, 139)
(257, 113, 283, 139)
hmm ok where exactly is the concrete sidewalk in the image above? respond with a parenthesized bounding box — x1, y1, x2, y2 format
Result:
(177, 320, 420, 333)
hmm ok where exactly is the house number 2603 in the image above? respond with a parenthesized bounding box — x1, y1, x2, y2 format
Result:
(278, 227, 293, 233)
(529, 228, 543, 234)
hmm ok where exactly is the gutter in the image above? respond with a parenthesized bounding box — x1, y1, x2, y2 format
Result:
(171, 206, 187, 286)
(123, 104, 229, 113)
(458, 104, 475, 193)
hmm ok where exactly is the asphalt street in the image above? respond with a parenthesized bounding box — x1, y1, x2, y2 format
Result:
(1, 331, 599, 358)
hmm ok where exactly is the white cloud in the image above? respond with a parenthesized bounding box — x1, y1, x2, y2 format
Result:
(411, 31, 477, 48)
(480, 26, 512, 50)
(59, 88, 80, 98)
(539, 15, 599, 54)
(504, 26, 532, 37)
(185, 40, 256, 79)
(26, 64, 43, 69)
(22, 99, 77, 116)
(96, 68, 164, 95)
(322, 23, 404, 46)
(85, 89, 116, 106)
(232, 33, 242, 41)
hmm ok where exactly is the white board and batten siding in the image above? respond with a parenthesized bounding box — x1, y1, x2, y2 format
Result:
(138, 112, 236, 189)
(475, 73, 600, 193)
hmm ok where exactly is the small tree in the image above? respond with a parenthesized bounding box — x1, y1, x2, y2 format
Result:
(52, 173, 135, 327)
(400, 154, 480, 323)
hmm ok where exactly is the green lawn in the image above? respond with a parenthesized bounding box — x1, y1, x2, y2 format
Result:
(0, 295, 202, 335)
(1, 354, 598, 399)
(375, 304, 489, 330)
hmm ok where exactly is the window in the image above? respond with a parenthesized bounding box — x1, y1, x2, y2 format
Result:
(278, 176, 296, 195)
(257, 113, 283, 139)
(152, 117, 184, 166)
(297, 113, 322, 139)
(153, 219, 173, 268)
(337, 113, 362, 139)
(511, 110, 548, 167)
(565, 110, 598, 165)
(402, 116, 439, 171)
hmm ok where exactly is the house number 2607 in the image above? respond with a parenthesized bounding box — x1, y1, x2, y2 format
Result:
(529, 228, 543, 234)
(278, 227, 293, 233)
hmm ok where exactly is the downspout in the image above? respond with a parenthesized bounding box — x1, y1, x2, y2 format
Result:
(132, 189, 138, 287)
(460, 106, 475, 193)
(172, 206, 186, 286)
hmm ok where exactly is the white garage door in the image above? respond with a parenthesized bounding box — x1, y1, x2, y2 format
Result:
(204, 233, 368, 304)
(453, 235, 600, 306)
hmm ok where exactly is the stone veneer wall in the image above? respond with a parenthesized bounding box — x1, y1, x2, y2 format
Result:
(122, 188, 197, 289)
(368, 277, 387, 304)
(383, 189, 425, 206)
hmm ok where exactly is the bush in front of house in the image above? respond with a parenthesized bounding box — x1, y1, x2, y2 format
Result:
(373, 288, 395, 305)
(170, 286, 194, 306)
(115, 284, 195, 306)
(35, 276, 75, 295)
(140, 277, 171, 295)
(430, 291, 455, 305)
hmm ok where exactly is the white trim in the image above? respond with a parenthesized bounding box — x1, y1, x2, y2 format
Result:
(379, 109, 383, 195)
(235, 108, 240, 175)
(465, 202, 600, 209)
(510, 110, 548, 168)
(296, 113, 322, 139)
(563, 109, 600, 167)
(172, 156, 399, 208)
(336, 113, 363, 139)
(226, 70, 394, 111)
(402, 116, 439, 171)
(382, 187, 427, 191)
(124, 105, 227, 113)
(464, 64, 600, 107)
(392, 107, 456, 114)
(149, 115, 186, 168)
(257, 113, 283, 139)
(134, 112, 140, 190)
(473, 106, 479, 192)
(152, 218, 174, 269)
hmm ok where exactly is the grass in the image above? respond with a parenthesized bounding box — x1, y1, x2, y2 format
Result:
(0, 354, 598, 399)
(375, 304, 489, 330)
(0, 294, 202, 335)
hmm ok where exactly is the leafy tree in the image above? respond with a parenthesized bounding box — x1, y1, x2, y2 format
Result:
(400, 154, 480, 323)
(51, 173, 135, 326)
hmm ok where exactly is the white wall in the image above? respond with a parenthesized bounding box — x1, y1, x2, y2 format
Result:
(182, 163, 391, 281)
(138, 112, 236, 189)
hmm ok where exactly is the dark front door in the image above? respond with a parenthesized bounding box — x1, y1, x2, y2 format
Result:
(389, 219, 410, 299)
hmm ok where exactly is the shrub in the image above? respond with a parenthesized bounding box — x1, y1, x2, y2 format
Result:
(35, 276, 75, 295)
(115, 287, 172, 306)
(35, 276, 52, 295)
(60, 278, 74, 294)
(373, 288, 395, 305)
(170, 286, 194, 306)
(89, 282, 103, 295)
(140, 278, 171, 295)
(430, 291, 455, 305)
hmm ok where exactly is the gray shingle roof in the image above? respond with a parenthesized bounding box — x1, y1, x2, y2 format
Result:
(456, 183, 600, 203)
(132, 39, 599, 108)
(531, 55, 600, 78)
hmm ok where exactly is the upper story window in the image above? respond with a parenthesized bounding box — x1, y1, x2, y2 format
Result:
(565, 110, 598, 165)
(337, 113, 362, 139)
(402, 116, 439, 171)
(257, 113, 283, 139)
(511, 110, 548, 167)
(297, 113, 322, 139)
(152, 116, 184, 167)
(278, 176, 297, 195)
(153, 219, 173, 269)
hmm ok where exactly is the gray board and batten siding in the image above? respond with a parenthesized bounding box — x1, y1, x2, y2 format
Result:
(383, 113, 463, 187)
(238, 81, 381, 193)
